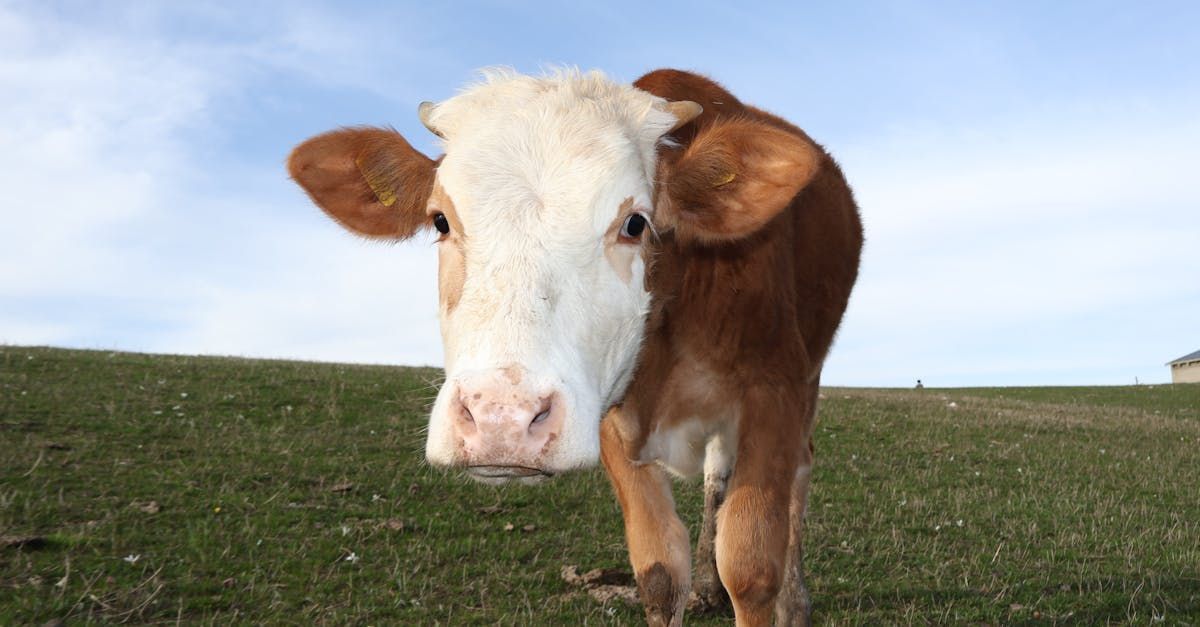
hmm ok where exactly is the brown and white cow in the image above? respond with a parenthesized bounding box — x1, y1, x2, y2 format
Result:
(288, 68, 862, 626)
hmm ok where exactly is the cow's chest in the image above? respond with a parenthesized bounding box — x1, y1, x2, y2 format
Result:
(632, 357, 738, 478)
(639, 419, 708, 476)
(639, 417, 735, 477)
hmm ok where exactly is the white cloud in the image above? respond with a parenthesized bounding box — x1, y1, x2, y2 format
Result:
(0, 6, 212, 299)
(243, 5, 441, 96)
(149, 221, 443, 367)
(0, 317, 72, 346)
(822, 107, 1200, 385)
(0, 4, 448, 364)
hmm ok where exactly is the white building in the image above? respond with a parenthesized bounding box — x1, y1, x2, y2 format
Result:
(1167, 349, 1200, 384)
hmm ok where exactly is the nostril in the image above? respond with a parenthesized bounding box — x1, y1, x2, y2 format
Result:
(529, 397, 553, 430)
(457, 398, 475, 423)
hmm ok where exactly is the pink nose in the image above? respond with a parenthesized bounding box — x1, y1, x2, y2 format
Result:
(452, 367, 562, 473)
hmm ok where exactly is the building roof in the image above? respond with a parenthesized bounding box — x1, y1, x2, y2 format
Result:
(1167, 348, 1200, 366)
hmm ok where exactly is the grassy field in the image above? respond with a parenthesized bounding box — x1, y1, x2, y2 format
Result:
(2, 346, 1198, 625)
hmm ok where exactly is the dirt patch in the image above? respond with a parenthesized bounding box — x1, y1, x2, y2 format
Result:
(561, 565, 638, 605)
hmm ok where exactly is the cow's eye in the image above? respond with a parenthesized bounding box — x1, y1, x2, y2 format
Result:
(432, 213, 450, 235)
(620, 213, 647, 239)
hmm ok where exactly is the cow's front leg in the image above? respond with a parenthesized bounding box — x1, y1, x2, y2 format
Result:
(601, 414, 690, 627)
(693, 433, 733, 612)
(717, 387, 811, 627)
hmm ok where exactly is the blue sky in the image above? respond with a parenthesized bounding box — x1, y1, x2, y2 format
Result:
(2, 1, 1197, 386)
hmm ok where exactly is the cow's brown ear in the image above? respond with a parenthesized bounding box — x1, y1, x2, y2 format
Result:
(663, 118, 820, 243)
(288, 127, 436, 239)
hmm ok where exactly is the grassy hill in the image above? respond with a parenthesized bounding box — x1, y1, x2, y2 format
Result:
(2, 346, 1198, 624)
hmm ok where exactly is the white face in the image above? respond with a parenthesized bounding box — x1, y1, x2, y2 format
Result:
(420, 71, 682, 481)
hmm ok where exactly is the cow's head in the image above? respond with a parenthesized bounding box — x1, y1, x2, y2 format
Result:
(288, 69, 819, 483)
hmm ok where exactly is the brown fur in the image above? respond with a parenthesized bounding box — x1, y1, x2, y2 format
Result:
(599, 69, 863, 625)
(662, 117, 821, 244)
(775, 459, 814, 624)
(287, 127, 435, 239)
(601, 413, 691, 626)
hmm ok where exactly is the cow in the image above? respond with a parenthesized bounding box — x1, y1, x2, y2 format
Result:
(288, 68, 862, 626)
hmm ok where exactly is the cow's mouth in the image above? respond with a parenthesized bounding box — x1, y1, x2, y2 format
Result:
(466, 465, 554, 485)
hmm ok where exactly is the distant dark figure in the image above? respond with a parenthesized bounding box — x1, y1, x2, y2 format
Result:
(915, 379, 924, 389)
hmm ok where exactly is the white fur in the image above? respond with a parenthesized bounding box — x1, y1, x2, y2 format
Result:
(423, 69, 681, 472)
(642, 417, 738, 479)
(704, 431, 735, 484)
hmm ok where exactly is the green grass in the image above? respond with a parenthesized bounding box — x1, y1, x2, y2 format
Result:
(948, 384, 1200, 419)
(2, 346, 1198, 624)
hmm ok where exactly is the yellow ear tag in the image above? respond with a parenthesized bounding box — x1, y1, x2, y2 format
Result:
(355, 155, 398, 207)
(712, 171, 737, 188)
